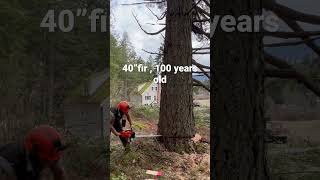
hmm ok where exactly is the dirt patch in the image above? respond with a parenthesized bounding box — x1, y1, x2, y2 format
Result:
(111, 117, 210, 179)
(111, 140, 210, 180)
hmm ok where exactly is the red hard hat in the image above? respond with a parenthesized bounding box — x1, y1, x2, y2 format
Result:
(24, 125, 65, 161)
(117, 101, 130, 114)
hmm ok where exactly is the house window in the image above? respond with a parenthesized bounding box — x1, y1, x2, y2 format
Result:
(145, 96, 151, 100)
(154, 96, 156, 100)
(155, 87, 157, 91)
(151, 87, 154, 91)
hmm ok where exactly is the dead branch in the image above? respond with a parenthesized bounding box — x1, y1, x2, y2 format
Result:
(142, 49, 163, 55)
(195, 6, 210, 18)
(264, 36, 320, 47)
(193, 47, 210, 51)
(143, 48, 209, 55)
(263, 31, 320, 39)
(192, 59, 210, 69)
(186, 0, 203, 15)
(192, 47, 210, 55)
(133, 13, 166, 35)
(193, 51, 210, 55)
(159, 11, 167, 20)
(193, 79, 210, 91)
(263, 0, 320, 25)
(193, 18, 210, 23)
(192, 24, 210, 38)
(122, 0, 165, 6)
(146, 22, 166, 26)
(192, 58, 210, 78)
(282, 17, 320, 57)
(146, 6, 166, 21)
(193, 68, 210, 79)
(264, 0, 320, 56)
(265, 68, 320, 97)
(202, 0, 210, 7)
(264, 52, 320, 97)
(161, 33, 165, 39)
(191, 71, 210, 74)
(264, 53, 291, 69)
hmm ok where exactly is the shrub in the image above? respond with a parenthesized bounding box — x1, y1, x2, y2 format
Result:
(131, 105, 159, 120)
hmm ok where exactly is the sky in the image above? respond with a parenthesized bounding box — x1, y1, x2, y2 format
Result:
(111, 0, 320, 66)
(263, 0, 320, 60)
(111, 0, 210, 67)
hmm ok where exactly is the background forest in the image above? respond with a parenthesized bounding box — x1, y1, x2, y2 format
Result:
(110, 32, 156, 105)
(1, 0, 109, 179)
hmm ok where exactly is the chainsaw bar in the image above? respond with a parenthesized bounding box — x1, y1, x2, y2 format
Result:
(135, 134, 162, 138)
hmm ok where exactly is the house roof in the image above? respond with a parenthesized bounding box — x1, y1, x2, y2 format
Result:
(64, 70, 109, 104)
(138, 81, 153, 94)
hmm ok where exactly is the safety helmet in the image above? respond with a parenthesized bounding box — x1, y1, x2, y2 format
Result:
(24, 125, 65, 161)
(117, 101, 130, 114)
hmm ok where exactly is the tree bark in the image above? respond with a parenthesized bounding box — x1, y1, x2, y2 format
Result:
(48, 40, 55, 124)
(158, 0, 195, 152)
(212, 0, 270, 179)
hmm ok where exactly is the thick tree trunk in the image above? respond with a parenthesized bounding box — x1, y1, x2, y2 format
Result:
(211, 0, 270, 180)
(158, 0, 195, 152)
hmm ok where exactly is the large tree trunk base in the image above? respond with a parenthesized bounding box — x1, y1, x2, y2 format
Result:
(157, 0, 194, 153)
(159, 138, 195, 153)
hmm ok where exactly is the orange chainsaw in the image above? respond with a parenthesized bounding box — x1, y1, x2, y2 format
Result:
(120, 129, 162, 142)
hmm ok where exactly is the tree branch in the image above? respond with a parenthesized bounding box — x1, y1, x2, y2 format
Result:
(146, 22, 166, 26)
(194, 69, 210, 79)
(264, 52, 320, 97)
(193, 47, 210, 51)
(122, 0, 165, 6)
(192, 60, 210, 79)
(202, 0, 210, 7)
(264, 36, 320, 47)
(142, 49, 163, 55)
(264, 53, 291, 69)
(186, 0, 203, 15)
(193, 51, 210, 55)
(133, 13, 166, 35)
(192, 24, 210, 38)
(195, 6, 210, 18)
(193, 78, 210, 91)
(192, 59, 210, 69)
(193, 18, 210, 23)
(282, 17, 320, 57)
(146, 6, 166, 20)
(263, 31, 320, 39)
(263, 0, 320, 25)
(264, 0, 320, 56)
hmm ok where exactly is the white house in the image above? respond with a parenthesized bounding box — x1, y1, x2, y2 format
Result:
(130, 81, 161, 105)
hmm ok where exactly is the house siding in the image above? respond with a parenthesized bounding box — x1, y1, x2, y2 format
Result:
(130, 82, 161, 106)
(141, 83, 159, 105)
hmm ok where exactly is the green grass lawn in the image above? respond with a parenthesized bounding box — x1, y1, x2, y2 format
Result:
(267, 121, 320, 180)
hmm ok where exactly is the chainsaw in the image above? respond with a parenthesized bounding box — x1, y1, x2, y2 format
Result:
(120, 129, 162, 142)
